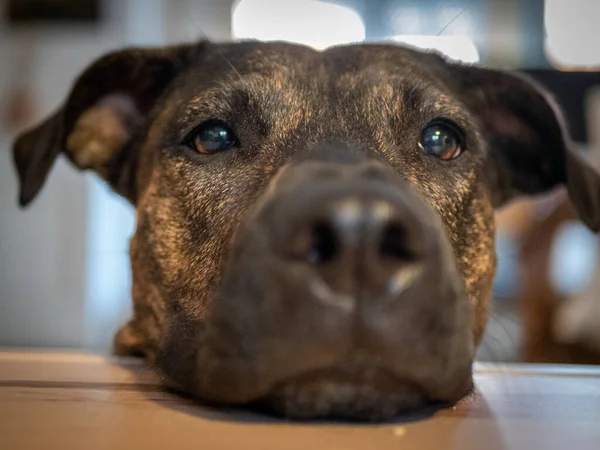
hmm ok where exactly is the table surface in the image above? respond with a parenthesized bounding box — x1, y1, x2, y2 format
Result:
(1, 350, 599, 450)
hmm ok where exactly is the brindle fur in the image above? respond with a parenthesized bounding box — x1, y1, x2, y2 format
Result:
(12, 41, 600, 420)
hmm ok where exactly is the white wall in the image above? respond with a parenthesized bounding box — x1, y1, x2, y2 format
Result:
(0, 0, 233, 351)
(0, 0, 126, 349)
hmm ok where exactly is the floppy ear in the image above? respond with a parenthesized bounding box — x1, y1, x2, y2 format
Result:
(13, 43, 203, 206)
(452, 64, 600, 232)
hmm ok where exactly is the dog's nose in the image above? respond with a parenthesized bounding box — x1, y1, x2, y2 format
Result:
(281, 188, 426, 300)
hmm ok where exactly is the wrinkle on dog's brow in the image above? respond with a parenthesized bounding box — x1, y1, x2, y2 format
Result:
(180, 74, 319, 139)
(331, 68, 473, 143)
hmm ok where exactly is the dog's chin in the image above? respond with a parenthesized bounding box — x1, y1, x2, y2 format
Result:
(252, 366, 445, 421)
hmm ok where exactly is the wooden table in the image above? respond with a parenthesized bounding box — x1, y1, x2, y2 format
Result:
(1, 351, 599, 450)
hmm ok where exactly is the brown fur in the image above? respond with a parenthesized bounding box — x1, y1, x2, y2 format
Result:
(12, 41, 600, 420)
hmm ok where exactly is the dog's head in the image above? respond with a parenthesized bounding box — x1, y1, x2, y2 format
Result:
(13, 41, 600, 420)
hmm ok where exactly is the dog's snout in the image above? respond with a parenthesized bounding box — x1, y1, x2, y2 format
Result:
(197, 157, 473, 417)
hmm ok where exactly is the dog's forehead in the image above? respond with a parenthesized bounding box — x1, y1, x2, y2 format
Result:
(202, 41, 449, 85)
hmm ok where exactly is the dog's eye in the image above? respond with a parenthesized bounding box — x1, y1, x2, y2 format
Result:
(418, 120, 464, 160)
(187, 120, 239, 154)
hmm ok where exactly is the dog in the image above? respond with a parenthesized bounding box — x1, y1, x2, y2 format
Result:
(12, 40, 600, 420)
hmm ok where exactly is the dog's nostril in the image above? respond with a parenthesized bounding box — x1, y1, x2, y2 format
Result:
(306, 223, 338, 264)
(380, 224, 414, 261)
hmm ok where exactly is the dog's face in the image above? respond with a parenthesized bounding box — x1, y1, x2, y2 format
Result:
(13, 41, 600, 420)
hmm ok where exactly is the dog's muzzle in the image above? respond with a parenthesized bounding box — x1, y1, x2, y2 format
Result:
(169, 149, 474, 419)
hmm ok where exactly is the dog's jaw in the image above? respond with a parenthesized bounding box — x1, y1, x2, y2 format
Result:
(256, 362, 472, 420)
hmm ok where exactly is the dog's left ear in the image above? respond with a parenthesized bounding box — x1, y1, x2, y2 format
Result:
(452, 64, 600, 231)
(13, 43, 202, 206)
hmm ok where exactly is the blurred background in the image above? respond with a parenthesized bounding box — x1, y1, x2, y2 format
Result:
(1, 0, 599, 363)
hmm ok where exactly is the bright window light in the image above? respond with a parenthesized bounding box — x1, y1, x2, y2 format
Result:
(545, 0, 600, 69)
(232, 0, 365, 50)
(392, 35, 480, 63)
(390, 7, 422, 35)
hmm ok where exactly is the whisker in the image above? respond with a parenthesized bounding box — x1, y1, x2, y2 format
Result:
(436, 8, 467, 36)
(217, 50, 243, 81)
(488, 311, 519, 350)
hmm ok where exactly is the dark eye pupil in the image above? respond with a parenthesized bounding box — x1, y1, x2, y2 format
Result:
(193, 121, 237, 153)
(420, 123, 461, 160)
(199, 125, 233, 151)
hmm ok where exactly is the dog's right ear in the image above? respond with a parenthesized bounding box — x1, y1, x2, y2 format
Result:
(13, 43, 203, 206)
(447, 63, 600, 232)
